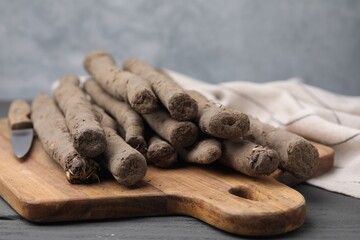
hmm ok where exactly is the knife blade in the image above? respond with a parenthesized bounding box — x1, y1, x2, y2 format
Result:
(8, 99, 34, 158)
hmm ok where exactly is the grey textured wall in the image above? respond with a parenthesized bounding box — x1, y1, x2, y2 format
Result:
(0, 0, 359, 100)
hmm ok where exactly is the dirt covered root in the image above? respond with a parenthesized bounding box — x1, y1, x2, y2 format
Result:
(142, 109, 198, 148)
(283, 138, 319, 178)
(123, 59, 198, 120)
(84, 79, 147, 154)
(187, 90, 250, 139)
(178, 138, 222, 164)
(201, 108, 250, 139)
(65, 155, 100, 183)
(220, 140, 280, 176)
(146, 135, 177, 168)
(53, 75, 106, 158)
(101, 127, 147, 186)
(84, 51, 158, 114)
(246, 116, 319, 178)
(31, 93, 100, 184)
(92, 105, 117, 130)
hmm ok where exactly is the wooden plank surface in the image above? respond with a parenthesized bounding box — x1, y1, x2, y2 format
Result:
(0, 118, 315, 236)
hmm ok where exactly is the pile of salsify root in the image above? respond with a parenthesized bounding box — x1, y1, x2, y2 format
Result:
(31, 51, 319, 186)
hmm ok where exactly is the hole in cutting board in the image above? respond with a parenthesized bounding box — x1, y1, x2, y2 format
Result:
(228, 186, 259, 201)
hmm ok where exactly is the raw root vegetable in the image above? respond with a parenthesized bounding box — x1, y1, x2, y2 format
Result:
(84, 79, 147, 154)
(101, 126, 147, 186)
(92, 105, 117, 130)
(245, 116, 319, 178)
(31, 94, 100, 184)
(53, 75, 106, 158)
(187, 90, 250, 139)
(84, 51, 158, 114)
(220, 140, 280, 177)
(123, 59, 198, 121)
(95, 104, 147, 185)
(91, 105, 104, 123)
(178, 138, 222, 164)
(146, 135, 177, 168)
(142, 109, 198, 148)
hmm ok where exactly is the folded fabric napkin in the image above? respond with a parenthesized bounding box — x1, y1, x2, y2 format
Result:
(166, 69, 360, 198)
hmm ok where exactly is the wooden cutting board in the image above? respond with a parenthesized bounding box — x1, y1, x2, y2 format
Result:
(0, 118, 334, 236)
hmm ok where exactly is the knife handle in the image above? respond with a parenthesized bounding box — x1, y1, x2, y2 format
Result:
(8, 100, 33, 130)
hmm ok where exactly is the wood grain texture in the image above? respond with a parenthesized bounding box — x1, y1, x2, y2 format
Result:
(0, 118, 333, 236)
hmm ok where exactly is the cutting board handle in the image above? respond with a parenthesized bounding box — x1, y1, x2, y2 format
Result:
(148, 167, 306, 236)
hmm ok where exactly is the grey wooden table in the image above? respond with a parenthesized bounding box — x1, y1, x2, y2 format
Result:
(0, 101, 359, 240)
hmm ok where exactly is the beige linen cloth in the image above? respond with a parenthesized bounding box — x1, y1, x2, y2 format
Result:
(165, 69, 360, 198)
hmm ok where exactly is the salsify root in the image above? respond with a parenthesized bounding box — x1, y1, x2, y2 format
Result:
(84, 51, 158, 114)
(178, 138, 222, 164)
(123, 59, 198, 121)
(53, 75, 107, 158)
(220, 140, 280, 176)
(187, 90, 250, 139)
(245, 116, 319, 178)
(84, 79, 147, 154)
(91, 105, 147, 185)
(92, 105, 117, 130)
(100, 126, 147, 186)
(31, 94, 100, 184)
(142, 108, 198, 148)
(146, 135, 177, 168)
